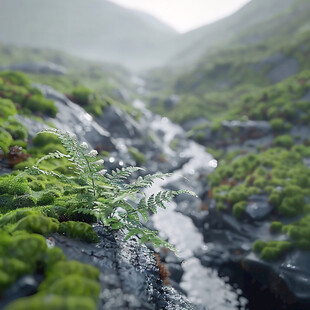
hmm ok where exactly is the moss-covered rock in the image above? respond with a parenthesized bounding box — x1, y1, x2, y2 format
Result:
(0, 128, 13, 155)
(41, 275, 100, 300)
(253, 240, 292, 260)
(274, 135, 293, 148)
(0, 175, 30, 196)
(14, 215, 59, 235)
(0, 98, 17, 119)
(11, 194, 37, 209)
(270, 221, 283, 233)
(232, 201, 247, 219)
(0, 209, 38, 227)
(4, 295, 97, 310)
(37, 190, 60, 206)
(58, 221, 99, 243)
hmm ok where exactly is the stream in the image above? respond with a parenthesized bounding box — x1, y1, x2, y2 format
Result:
(133, 99, 248, 310)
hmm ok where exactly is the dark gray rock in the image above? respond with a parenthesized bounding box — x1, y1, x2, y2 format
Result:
(246, 195, 274, 221)
(221, 120, 272, 140)
(34, 84, 116, 152)
(96, 106, 144, 140)
(243, 250, 310, 305)
(50, 226, 202, 310)
(302, 90, 310, 102)
(164, 95, 180, 109)
(0, 275, 43, 309)
(268, 58, 298, 83)
(166, 263, 184, 283)
(182, 117, 209, 132)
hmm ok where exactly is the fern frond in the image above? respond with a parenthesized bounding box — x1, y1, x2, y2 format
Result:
(36, 150, 70, 166)
(105, 166, 143, 185)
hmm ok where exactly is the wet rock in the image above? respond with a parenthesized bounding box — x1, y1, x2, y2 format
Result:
(176, 198, 209, 229)
(0, 275, 43, 309)
(243, 250, 310, 305)
(221, 120, 272, 140)
(14, 115, 48, 140)
(280, 251, 310, 303)
(0, 62, 67, 75)
(302, 90, 310, 102)
(164, 95, 180, 109)
(50, 226, 200, 310)
(96, 106, 144, 139)
(34, 84, 116, 151)
(182, 117, 209, 132)
(166, 263, 184, 283)
(246, 195, 274, 221)
(268, 58, 298, 83)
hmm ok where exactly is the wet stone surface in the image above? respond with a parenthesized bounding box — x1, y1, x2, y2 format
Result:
(52, 225, 205, 310)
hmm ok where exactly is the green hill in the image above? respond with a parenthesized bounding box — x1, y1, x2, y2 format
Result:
(148, 0, 310, 124)
(172, 0, 309, 66)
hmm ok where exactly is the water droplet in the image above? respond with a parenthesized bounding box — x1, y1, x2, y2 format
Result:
(208, 159, 218, 168)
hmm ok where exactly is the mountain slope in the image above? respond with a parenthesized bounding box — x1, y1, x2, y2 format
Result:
(0, 0, 179, 70)
(173, 0, 308, 65)
(147, 0, 310, 125)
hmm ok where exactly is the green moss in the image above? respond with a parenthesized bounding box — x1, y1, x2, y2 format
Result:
(278, 194, 304, 216)
(37, 190, 60, 206)
(44, 247, 67, 269)
(0, 209, 38, 227)
(32, 133, 61, 147)
(253, 240, 267, 253)
(0, 175, 30, 196)
(128, 146, 146, 166)
(4, 295, 97, 310)
(45, 260, 99, 283)
(0, 194, 14, 209)
(0, 98, 17, 118)
(41, 275, 100, 300)
(0, 127, 13, 155)
(274, 135, 293, 148)
(295, 239, 310, 250)
(2, 117, 28, 141)
(232, 201, 247, 219)
(270, 221, 283, 233)
(71, 86, 93, 106)
(260, 247, 280, 260)
(0, 71, 31, 88)
(6, 233, 48, 264)
(58, 221, 99, 243)
(270, 118, 290, 131)
(283, 215, 310, 250)
(216, 201, 228, 211)
(253, 240, 292, 260)
(25, 95, 57, 118)
(269, 190, 283, 207)
(11, 195, 37, 209)
(14, 215, 59, 235)
(29, 180, 46, 191)
(0, 257, 30, 291)
(38, 260, 100, 302)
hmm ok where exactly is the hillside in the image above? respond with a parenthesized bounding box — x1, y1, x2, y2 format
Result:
(147, 0, 310, 125)
(0, 0, 179, 71)
(172, 0, 309, 66)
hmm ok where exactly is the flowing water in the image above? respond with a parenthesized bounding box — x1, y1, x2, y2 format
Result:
(133, 99, 248, 310)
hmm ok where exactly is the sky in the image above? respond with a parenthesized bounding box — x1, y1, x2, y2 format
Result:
(109, 0, 251, 33)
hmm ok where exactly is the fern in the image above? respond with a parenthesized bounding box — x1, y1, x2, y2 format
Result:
(30, 129, 197, 251)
